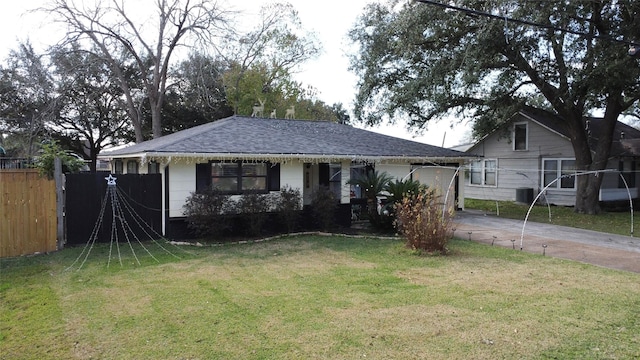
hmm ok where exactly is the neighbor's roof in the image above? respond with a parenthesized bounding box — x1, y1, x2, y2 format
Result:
(467, 106, 640, 157)
(100, 115, 469, 162)
(521, 106, 640, 157)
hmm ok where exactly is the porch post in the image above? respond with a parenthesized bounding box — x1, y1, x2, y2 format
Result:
(341, 160, 351, 204)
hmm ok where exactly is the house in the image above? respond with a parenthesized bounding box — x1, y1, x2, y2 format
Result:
(464, 107, 640, 206)
(99, 115, 471, 236)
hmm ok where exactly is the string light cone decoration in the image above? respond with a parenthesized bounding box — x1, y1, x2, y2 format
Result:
(66, 174, 182, 270)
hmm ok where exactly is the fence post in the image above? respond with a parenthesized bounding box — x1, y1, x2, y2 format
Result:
(54, 157, 65, 250)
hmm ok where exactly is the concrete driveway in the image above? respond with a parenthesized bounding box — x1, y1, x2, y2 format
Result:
(453, 210, 640, 273)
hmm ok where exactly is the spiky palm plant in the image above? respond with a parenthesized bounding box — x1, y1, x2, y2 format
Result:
(347, 170, 393, 228)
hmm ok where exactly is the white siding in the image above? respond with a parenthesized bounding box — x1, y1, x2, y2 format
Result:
(280, 162, 304, 208)
(465, 118, 575, 205)
(376, 162, 465, 209)
(168, 160, 196, 217)
(377, 163, 411, 181)
(412, 166, 458, 209)
(540, 190, 576, 206)
(281, 162, 304, 192)
(600, 188, 638, 201)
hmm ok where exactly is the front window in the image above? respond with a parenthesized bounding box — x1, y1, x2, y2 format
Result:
(470, 159, 497, 186)
(329, 163, 342, 199)
(211, 162, 267, 193)
(543, 159, 576, 189)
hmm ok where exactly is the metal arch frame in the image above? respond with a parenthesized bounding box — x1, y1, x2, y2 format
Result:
(519, 169, 633, 250)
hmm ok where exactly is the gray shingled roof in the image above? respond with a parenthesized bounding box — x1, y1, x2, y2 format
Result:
(101, 115, 468, 161)
(519, 107, 640, 157)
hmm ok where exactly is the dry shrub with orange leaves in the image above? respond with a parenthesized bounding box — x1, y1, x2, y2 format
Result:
(394, 189, 454, 254)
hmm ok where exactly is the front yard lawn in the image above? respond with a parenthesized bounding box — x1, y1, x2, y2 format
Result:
(2, 236, 639, 359)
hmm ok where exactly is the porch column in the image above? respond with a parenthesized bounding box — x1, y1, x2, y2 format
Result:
(341, 160, 351, 204)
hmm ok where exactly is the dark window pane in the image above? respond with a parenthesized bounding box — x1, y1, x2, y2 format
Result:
(543, 160, 557, 187)
(213, 163, 239, 177)
(560, 160, 576, 188)
(470, 160, 482, 185)
(212, 177, 237, 192)
(242, 163, 267, 176)
(148, 162, 159, 174)
(114, 160, 123, 174)
(514, 124, 527, 150)
(242, 177, 267, 191)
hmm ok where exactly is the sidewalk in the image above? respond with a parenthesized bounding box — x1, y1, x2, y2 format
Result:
(452, 210, 640, 273)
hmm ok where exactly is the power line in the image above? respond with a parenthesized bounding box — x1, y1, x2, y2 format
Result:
(414, 0, 640, 47)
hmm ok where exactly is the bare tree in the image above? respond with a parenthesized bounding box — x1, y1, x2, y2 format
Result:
(218, 3, 321, 114)
(44, 0, 230, 142)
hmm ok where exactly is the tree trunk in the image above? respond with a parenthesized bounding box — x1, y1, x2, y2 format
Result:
(128, 106, 144, 143)
(565, 99, 620, 214)
(568, 116, 601, 214)
(89, 152, 97, 173)
(574, 173, 603, 214)
(151, 102, 163, 139)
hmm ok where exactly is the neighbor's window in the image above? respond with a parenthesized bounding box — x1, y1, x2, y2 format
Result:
(470, 159, 497, 186)
(484, 160, 497, 186)
(211, 162, 267, 193)
(514, 122, 528, 151)
(543, 159, 576, 189)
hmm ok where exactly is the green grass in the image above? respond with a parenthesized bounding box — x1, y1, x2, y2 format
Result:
(464, 198, 637, 236)
(1, 236, 639, 359)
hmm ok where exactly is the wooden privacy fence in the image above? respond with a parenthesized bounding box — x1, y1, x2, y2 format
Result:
(0, 170, 58, 257)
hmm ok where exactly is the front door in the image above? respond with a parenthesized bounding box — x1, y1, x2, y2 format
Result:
(302, 163, 319, 206)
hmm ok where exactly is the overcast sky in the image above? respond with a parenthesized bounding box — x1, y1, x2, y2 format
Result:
(0, 0, 469, 147)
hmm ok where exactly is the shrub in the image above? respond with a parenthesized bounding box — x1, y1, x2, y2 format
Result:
(275, 186, 302, 233)
(236, 193, 272, 236)
(238, 193, 272, 235)
(310, 186, 338, 231)
(183, 189, 234, 238)
(395, 189, 453, 254)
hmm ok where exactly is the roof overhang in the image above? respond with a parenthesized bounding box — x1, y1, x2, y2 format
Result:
(98, 151, 473, 165)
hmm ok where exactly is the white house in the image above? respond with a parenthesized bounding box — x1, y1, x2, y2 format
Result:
(464, 107, 640, 206)
(99, 115, 471, 236)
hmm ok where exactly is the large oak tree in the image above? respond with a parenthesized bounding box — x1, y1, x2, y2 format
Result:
(349, 0, 640, 214)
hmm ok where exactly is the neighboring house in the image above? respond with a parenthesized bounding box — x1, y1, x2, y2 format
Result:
(99, 115, 470, 236)
(465, 106, 640, 206)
